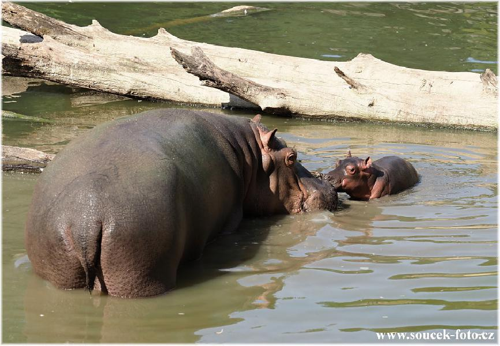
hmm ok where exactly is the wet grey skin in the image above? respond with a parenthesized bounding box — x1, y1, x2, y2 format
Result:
(25, 109, 337, 298)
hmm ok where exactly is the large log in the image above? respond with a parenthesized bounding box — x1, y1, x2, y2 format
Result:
(2, 3, 497, 130)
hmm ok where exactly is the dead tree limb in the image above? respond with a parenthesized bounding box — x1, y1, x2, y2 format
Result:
(1, 2, 497, 130)
(333, 66, 367, 92)
(171, 46, 292, 114)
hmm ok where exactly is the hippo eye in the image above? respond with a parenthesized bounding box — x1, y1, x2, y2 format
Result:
(285, 151, 296, 167)
(346, 166, 356, 175)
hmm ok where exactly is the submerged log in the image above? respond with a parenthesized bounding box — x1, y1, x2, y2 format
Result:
(123, 5, 270, 35)
(2, 2, 497, 130)
(3, 110, 54, 123)
(2, 145, 55, 173)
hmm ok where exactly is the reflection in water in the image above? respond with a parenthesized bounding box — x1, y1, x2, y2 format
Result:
(320, 298, 496, 310)
(342, 324, 497, 334)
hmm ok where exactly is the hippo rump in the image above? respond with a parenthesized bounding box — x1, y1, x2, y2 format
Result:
(324, 151, 419, 200)
(25, 109, 337, 298)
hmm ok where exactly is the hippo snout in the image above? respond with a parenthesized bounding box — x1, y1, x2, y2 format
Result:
(302, 181, 338, 213)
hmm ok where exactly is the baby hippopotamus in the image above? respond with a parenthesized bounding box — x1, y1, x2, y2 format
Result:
(324, 151, 419, 200)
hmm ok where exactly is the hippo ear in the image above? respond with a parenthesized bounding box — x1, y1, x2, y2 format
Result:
(363, 157, 372, 170)
(346, 150, 352, 158)
(252, 114, 262, 123)
(259, 128, 277, 150)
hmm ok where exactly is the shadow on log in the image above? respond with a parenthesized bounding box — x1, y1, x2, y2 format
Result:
(1, 2, 497, 130)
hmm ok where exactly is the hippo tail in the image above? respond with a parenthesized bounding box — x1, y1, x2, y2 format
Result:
(70, 222, 103, 294)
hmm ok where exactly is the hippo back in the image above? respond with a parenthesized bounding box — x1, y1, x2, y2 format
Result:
(373, 156, 419, 194)
(25, 109, 256, 297)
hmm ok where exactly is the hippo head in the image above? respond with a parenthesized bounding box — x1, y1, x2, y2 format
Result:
(324, 151, 374, 199)
(247, 115, 337, 215)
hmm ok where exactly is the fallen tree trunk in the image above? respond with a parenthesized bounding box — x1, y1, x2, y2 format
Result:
(2, 145, 55, 173)
(2, 2, 497, 130)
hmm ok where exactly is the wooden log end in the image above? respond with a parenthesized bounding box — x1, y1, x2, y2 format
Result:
(2, 145, 55, 173)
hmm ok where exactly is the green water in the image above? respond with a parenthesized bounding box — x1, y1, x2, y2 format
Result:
(2, 2, 498, 343)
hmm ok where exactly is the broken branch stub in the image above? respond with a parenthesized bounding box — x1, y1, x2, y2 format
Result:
(334, 66, 368, 92)
(171, 46, 292, 114)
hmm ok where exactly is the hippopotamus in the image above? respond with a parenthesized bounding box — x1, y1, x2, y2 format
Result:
(323, 151, 419, 200)
(25, 109, 337, 298)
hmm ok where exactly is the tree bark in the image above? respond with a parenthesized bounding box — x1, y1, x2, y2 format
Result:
(2, 2, 497, 130)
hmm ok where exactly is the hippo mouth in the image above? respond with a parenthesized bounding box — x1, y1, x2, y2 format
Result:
(300, 181, 338, 213)
(293, 166, 338, 213)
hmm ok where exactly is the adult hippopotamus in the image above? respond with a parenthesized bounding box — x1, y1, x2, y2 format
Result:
(323, 151, 419, 200)
(25, 109, 337, 298)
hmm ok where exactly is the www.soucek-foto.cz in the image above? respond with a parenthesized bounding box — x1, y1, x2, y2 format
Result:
(376, 329, 495, 341)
